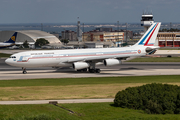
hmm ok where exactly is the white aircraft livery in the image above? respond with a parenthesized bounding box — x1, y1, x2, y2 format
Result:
(5, 23, 161, 74)
(0, 32, 17, 49)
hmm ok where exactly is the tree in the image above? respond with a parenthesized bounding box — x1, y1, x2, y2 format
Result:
(114, 83, 180, 114)
(121, 42, 128, 47)
(35, 38, 49, 48)
(61, 39, 69, 45)
(23, 40, 29, 48)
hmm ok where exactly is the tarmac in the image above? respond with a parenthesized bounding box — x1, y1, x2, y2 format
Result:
(1, 68, 180, 80)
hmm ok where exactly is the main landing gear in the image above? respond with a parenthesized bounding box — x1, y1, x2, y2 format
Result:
(77, 68, 101, 73)
(77, 62, 101, 73)
(88, 62, 101, 73)
(22, 67, 27, 74)
(89, 68, 101, 73)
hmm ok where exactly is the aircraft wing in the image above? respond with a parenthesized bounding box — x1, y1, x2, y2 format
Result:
(63, 55, 129, 63)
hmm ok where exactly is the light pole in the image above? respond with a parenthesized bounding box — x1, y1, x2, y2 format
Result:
(126, 23, 128, 43)
(117, 21, 119, 42)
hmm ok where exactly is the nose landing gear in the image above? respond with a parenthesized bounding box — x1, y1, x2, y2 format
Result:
(22, 67, 27, 74)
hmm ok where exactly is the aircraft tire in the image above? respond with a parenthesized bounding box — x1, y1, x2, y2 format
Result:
(89, 69, 95, 73)
(95, 69, 101, 73)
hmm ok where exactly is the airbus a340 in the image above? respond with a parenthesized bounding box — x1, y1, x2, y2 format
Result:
(5, 23, 161, 74)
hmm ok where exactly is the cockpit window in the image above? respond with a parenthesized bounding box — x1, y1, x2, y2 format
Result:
(9, 56, 16, 58)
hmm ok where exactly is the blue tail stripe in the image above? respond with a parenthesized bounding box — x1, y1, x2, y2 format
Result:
(138, 23, 157, 45)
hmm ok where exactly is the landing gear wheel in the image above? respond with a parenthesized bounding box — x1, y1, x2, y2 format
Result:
(77, 68, 88, 72)
(89, 69, 95, 73)
(22, 67, 27, 74)
(88, 62, 101, 73)
(89, 69, 100, 73)
(95, 69, 101, 73)
(83, 68, 87, 72)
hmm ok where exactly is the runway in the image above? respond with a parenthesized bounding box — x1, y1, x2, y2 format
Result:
(1, 58, 180, 80)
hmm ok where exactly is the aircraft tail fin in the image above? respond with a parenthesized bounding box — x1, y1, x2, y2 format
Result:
(4, 32, 18, 43)
(134, 22, 161, 46)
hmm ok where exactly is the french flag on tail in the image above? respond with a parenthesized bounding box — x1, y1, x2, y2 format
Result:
(134, 22, 161, 46)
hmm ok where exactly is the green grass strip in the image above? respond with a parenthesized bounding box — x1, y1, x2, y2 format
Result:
(1, 103, 180, 120)
(0, 75, 180, 87)
(0, 53, 11, 58)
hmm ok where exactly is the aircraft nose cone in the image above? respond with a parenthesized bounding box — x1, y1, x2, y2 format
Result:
(5, 59, 10, 64)
(5, 58, 13, 65)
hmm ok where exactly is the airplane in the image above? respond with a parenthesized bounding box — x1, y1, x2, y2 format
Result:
(5, 22, 161, 74)
(0, 32, 18, 49)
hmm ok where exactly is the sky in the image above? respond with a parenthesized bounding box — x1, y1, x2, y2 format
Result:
(0, 0, 180, 24)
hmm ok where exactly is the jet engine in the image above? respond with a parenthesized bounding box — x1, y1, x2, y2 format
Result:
(104, 59, 121, 66)
(73, 62, 90, 70)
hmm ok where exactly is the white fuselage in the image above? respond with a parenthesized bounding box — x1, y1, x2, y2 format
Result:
(0, 43, 14, 47)
(5, 45, 147, 68)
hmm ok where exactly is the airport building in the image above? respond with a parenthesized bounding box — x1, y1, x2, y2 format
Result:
(61, 30, 77, 41)
(67, 41, 113, 48)
(157, 32, 180, 47)
(0, 30, 61, 48)
(83, 31, 124, 42)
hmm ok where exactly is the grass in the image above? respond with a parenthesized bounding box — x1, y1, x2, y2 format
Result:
(1, 75, 180, 100)
(126, 57, 180, 62)
(1, 103, 180, 120)
(1, 76, 180, 119)
(1, 75, 180, 87)
(0, 53, 11, 58)
(0, 104, 79, 120)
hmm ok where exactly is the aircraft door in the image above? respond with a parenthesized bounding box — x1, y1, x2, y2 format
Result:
(22, 56, 29, 62)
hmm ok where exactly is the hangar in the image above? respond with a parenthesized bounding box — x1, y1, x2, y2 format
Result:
(0, 30, 61, 48)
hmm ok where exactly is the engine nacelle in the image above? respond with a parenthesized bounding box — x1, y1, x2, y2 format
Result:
(104, 59, 121, 66)
(73, 62, 90, 70)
